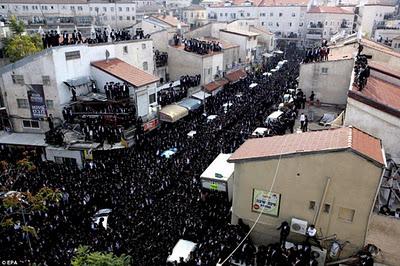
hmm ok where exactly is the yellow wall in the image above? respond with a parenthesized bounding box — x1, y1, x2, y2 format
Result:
(232, 151, 383, 255)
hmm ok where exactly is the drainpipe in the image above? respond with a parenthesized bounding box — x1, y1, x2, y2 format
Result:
(364, 149, 387, 246)
(314, 177, 331, 228)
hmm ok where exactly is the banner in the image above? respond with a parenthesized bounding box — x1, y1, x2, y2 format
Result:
(143, 119, 159, 132)
(27, 84, 47, 119)
(252, 189, 281, 217)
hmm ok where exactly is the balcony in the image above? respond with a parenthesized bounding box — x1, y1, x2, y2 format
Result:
(275, 32, 299, 39)
(307, 22, 324, 29)
(306, 33, 322, 40)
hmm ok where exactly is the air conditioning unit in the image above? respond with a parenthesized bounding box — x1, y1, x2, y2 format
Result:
(290, 218, 308, 235)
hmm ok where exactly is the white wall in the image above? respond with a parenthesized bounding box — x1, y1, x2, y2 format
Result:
(345, 97, 400, 162)
(45, 147, 83, 168)
(298, 59, 354, 106)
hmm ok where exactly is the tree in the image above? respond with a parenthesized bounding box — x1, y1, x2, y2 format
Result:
(71, 246, 132, 266)
(3, 17, 43, 62)
(9, 16, 25, 35)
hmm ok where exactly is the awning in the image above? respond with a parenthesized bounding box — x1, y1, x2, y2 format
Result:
(167, 239, 197, 263)
(192, 91, 211, 101)
(159, 104, 189, 122)
(0, 133, 47, 147)
(177, 98, 202, 111)
(225, 69, 247, 83)
(203, 78, 229, 93)
(157, 80, 181, 92)
(64, 76, 92, 87)
(77, 92, 108, 102)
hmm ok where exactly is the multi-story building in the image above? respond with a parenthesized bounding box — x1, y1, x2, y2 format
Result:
(165, 0, 192, 9)
(305, 6, 354, 47)
(0, 39, 156, 133)
(0, 0, 157, 29)
(354, 1, 396, 38)
(220, 28, 259, 64)
(182, 5, 208, 29)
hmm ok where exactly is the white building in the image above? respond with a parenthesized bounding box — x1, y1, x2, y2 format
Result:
(354, 2, 396, 38)
(182, 5, 208, 29)
(168, 44, 223, 85)
(345, 61, 400, 162)
(165, 0, 192, 8)
(305, 6, 354, 47)
(219, 28, 259, 64)
(0, 0, 157, 28)
(0, 39, 155, 133)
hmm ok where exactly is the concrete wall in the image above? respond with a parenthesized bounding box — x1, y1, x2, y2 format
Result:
(168, 46, 223, 85)
(231, 151, 383, 256)
(184, 22, 227, 39)
(222, 47, 240, 72)
(298, 59, 354, 106)
(358, 5, 396, 38)
(219, 31, 249, 63)
(365, 213, 400, 266)
(150, 30, 169, 52)
(345, 97, 400, 162)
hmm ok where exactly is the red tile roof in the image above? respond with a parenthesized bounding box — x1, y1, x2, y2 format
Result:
(225, 69, 247, 82)
(307, 6, 353, 14)
(203, 78, 229, 93)
(229, 127, 384, 166)
(351, 76, 400, 114)
(258, 0, 308, 6)
(369, 61, 400, 79)
(91, 58, 159, 88)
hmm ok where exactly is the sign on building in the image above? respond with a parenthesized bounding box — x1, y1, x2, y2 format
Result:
(27, 84, 47, 119)
(252, 189, 281, 217)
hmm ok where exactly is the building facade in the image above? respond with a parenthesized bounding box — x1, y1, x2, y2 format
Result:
(219, 29, 259, 64)
(182, 5, 208, 29)
(0, 39, 155, 133)
(228, 127, 385, 256)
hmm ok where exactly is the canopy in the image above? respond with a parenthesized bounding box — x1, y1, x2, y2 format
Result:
(159, 104, 189, 123)
(262, 52, 274, 58)
(177, 98, 202, 111)
(161, 148, 177, 158)
(0, 133, 47, 147)
(157, 80, 181, 92)
(167, 239, 197, 263)
(268, 110, 284, 120)
(64, 76, 92, 87)
(270, 69, 278, 72)
(191, 91, 211, 101)
(187, 130, 196, 138)
(274, 50, 284, 54)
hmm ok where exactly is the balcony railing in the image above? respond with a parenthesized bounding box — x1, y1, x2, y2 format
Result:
(306, 33, 322, 40)
(308, 22, 324, 29)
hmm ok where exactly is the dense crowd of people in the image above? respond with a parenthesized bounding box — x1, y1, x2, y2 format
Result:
(104, 82, 130, 101)
(183, 38, 222, 55)
(42, 28, 149, 48)
(0, 48, 346, 266)
(303, 46, 330, 63)
(158, 75, 202, 107)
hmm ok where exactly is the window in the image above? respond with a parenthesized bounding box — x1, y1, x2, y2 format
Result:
(126, 7, 130, 11)
(103, 7, 107, 12)
(127, 16, 130, 20)
(70, 6, 75, 10)
(338, 207, 355, 222)
(143, 61, 148, 71)
(104, 16, 108, 21)
(270, 12, 273, 16)
(309, 201, 316, 210)
(149, 93, 156, 103)
(90, 7, 93, 11)
(321, 67, 328, 74)
(12, 74, 24, 85)
(65, 51, 81, 60)
(23, 120, 40, 129)
(142, 43, 146, 49)
(247, 13, 250, 17)
(220, 13, 223, 17)
(123, 46, 128, 53)
(268, 22, 273, 26)
(299, 22, 303, 27)
(261, 22, 265, 26)
(77, 6, 82, 11)
(208, 68, 212, 75)
(119, 16, 123, 20)
(324, 204, 331, 213)
(292, 12, 296, 17)
(279, 12, 282, 17)
(119, 7, 122, 11)
(17, 99, 29, 109)
(225, 13, 228, 17)
(40, 76, 51, 86)
(132, 16, 135, 20)
(111, 7, 114, 11)
(260, 13, 265, 17)
(289, 22, 292, 27)
(46, 100, 54, 109)
(111, 16, 115, 20)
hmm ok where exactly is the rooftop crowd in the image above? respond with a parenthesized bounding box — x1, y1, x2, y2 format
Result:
(0, 48, 336, 266)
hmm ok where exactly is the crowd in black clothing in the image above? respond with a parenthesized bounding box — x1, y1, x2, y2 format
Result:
(104, 82, 130, 100)
(179, 37, 222, 55)
(155, 50, 169, 68)
(180, 75, 201, 89)
(303, 46, 330, 63)
(353, 51, 370, 91)
(80, 117, 124, 146)
(1, 48, 313, 266)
